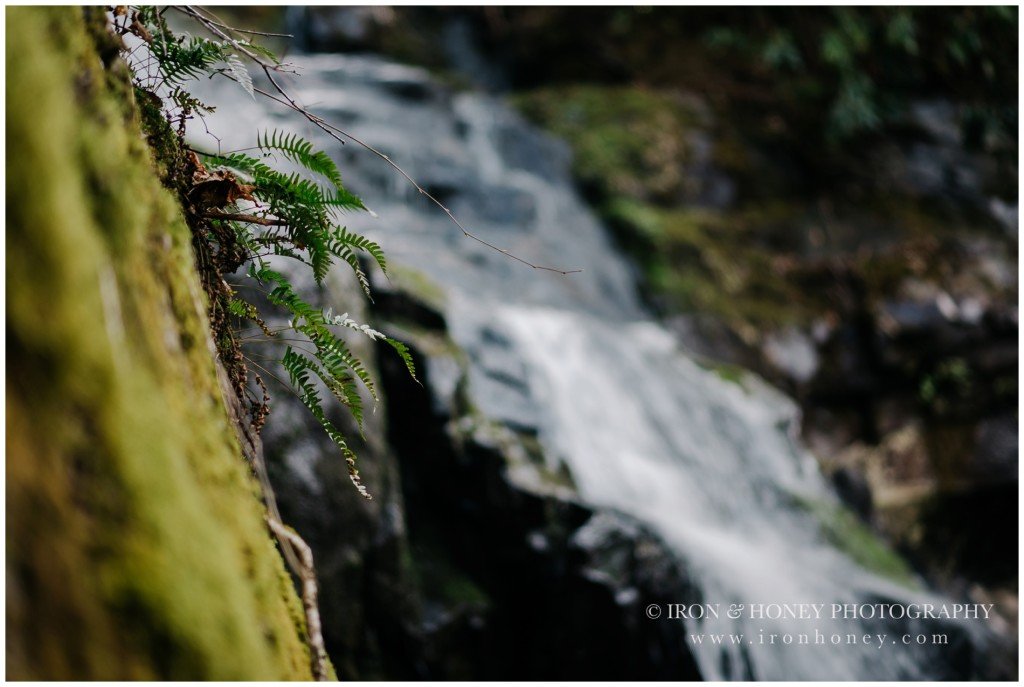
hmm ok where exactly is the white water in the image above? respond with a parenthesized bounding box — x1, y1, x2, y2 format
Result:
(472, 303, 924, 679)
(189, 53, 983, 680)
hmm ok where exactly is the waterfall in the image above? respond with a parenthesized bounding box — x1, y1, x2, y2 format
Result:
(188, 52, 987, 680)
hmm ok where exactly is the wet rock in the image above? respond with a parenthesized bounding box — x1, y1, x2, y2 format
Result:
(452, 183, 537, 227)
(972, 414, 1018, 483)
(367, 291, 703, 679)
(763, 326, 819, 384)
(458, 324, 542, 433)
(495, 117, 573, 182)
(988, 197, 1018, 237)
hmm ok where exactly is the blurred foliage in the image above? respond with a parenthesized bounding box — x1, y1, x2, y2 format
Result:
(478, 7, 1017, 155)
(698, 7, 1017, 147)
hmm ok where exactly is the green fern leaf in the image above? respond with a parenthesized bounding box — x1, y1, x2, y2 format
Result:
(282, 348, 371, 499)
(258, 129, 349, 194)
(385, 337, 419, 383)
(328, 226, 387, 275)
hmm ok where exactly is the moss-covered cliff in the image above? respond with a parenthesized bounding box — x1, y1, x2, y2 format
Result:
(6, 7, 317, 679)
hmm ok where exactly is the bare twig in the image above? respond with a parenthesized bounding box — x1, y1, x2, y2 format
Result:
(177, 5, 584, 275)
(245, 358, 310, 406)
(182, 10, 294, 39)
(204, 210, 288, 226)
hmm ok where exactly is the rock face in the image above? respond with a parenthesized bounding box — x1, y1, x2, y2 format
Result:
(796, 234, 1018, 611)
(6, 8, 316, 679)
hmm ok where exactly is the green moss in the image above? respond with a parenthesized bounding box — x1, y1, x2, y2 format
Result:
(515, 82, 1010, 352)
(514, 86, 701, 204)
(636, 203, 820, 328)
(790, 496, 917, 586)
(511, 86, 827, 328)
(389, 264, 448, 311)
(6, 8, 315, 679)
(698, 360, 750, 389)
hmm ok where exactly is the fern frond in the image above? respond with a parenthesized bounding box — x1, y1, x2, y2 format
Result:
(323, 188, 366, 213)
(256, 267, 378, 405)
(325, 309, 385, 339)
(222, 53, 254, 98)
(228, 296, 273, 336)
(328, 226, 387, 275)
(309, 242, 332, 285)
(312, 331, 378, 403)
(282, 348, 371, 499)
(332, 244, 372, 297)
(258, 129, 345, 191)
(150, 33, 225, 85)
(227, 297, 257, 320)
(253, 266, 321, 324)
(126, 8, 414, 503)
(384, 337, 419, 383)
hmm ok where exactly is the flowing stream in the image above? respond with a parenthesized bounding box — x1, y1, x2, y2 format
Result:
(189, 52, 985, 680)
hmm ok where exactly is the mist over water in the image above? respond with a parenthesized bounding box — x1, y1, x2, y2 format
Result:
(190, 52, 986, 680)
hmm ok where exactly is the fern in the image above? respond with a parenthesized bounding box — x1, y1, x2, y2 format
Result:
(258, 129, 345, 191)
(383, 337, 419, 383)
(150, 33, 225, 86)
(328, 226, 387, 275)
(332, 244, 372, 298)
(123, 14, 417, 499)
(282, 348, 370, 498)
(208, 150, 381, 287)
(222, 53, 254, 98)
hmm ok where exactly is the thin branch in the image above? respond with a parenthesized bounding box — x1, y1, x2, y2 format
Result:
(205, 210, 288, 226)
(246, 345, 322, 362)
(177, 5, 583, 276)
(245, 358, 304, 403)
(182, 11, 294, 39)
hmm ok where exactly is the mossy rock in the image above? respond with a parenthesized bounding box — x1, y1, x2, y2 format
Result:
(514, 85, 703, 204)
(789, 495, 917, 586)
(6, 8, 319, 679)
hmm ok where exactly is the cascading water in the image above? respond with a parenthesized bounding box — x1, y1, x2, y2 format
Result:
(189, 52, 988, 680)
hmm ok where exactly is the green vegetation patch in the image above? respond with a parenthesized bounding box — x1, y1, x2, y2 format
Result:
(791, 496, 917, 586)
(513, 85, 825, 329)
(515, 85, 703, 204)
(515, 83, 1007, 338)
